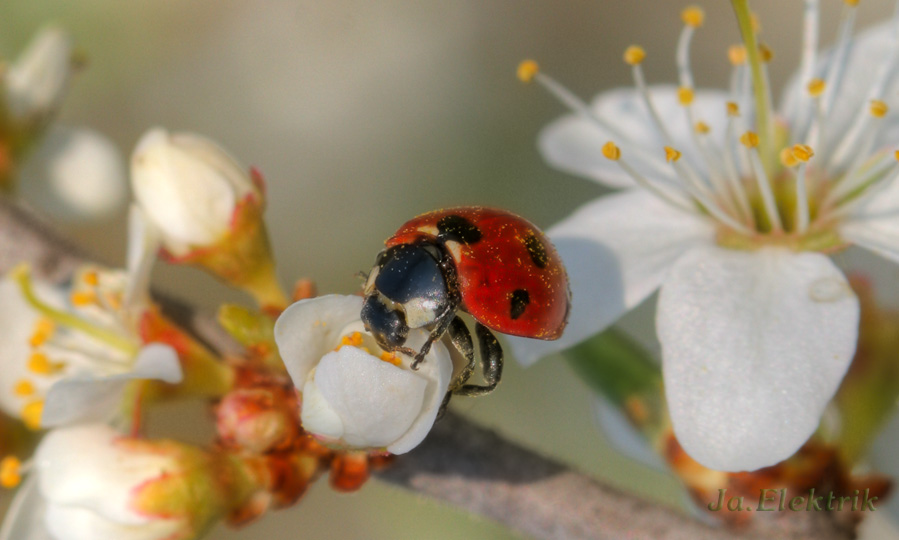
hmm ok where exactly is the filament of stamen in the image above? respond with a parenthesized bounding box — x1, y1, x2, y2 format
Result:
(827, 151, 898, 206)
(11, 265, 138, 355)
(792, 0, 820, 139)
(741, 130, 783, 231)
(722, 107, 756, 227)
(820, 1, 859, 121)
(628, 48, 676, 146)
(520, 62, 673, 176)
(791, 144, 814, 233)
(601, 142, 695, 213)
(831, 163, 899, 220)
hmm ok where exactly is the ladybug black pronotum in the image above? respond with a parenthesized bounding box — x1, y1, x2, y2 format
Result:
(361, 207, 570, 414)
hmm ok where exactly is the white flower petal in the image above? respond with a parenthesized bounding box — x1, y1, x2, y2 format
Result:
(20, 126, 127, 222)
(35, 424, 174, 526)
(0, 477, 53, 540)
(507, 190, 713, 366)
(540, 87, 731, 188)
(41, 343, 181, 427)
(658, 246, 858, 471)
(44, 505, 180, 540)
(273, 295, 365, 385)
(123, 205, 159, 310)
(304, 347, 428, 448)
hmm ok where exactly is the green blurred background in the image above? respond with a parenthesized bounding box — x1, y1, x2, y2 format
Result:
(2, 1, 898, 538)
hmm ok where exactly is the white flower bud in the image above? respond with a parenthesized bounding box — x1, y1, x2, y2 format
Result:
(130, 128, 260, 256)
(274, 295, 455, 454)
(4, 26, 74, 121)
(32, 424, 243, 540)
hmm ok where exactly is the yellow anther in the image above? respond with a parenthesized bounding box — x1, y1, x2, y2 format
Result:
(740, 131, 760, 149)
(726, 102, 740, 117)
(379, 352, 402, 367)
(13, 380, 35, 397)
(728, 45, 747, 66)
(602, 141, 621, 161)
(844, 0, 859, 6)
(517, 60, 539, 83)
(791, 144, 815, 162)
(624, 46, 646, 66)
(0, 457, 22, 488)
(694, 121, 710, 134)
(82, 270, 99, 286)
(29, 318, 55, 348)
(870, 99, 889, 118)
(780, 147, 799, 168)
(664, 146, 682, 163)
(750, 12, 761, 33)
(807, 78, 826, 98)
(681, 6, 705, 27)
(894, 150, 899, 161)
(677, 86, 694, 106)
(70, 290, 96, 306)
(758, 44, 773, 63)
(21, 401, 43, 430)
(27, 352, 65, 376)
(334, 332, 365, 352)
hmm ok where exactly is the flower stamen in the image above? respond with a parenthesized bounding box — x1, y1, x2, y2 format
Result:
(741, 130, 783, 232)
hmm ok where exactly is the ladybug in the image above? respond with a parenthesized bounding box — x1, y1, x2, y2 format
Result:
(361, 207, 569, 405)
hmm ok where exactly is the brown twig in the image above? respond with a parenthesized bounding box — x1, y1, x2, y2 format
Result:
(0, 200, 858, 540)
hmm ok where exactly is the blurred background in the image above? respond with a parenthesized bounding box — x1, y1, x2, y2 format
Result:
(3, 0, 899, 538)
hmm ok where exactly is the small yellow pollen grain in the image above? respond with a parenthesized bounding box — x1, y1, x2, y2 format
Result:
(13, 380, 35, 397)
(664, 146, 682, 163)
(758, 44, 773, 63)
(694, 121, 710, 134)
(27, 353, 65, 376)
(726, 102, 740, 117)
(29, 319, 54, 348)
(21, 401, 43, 430)
(601, 141, 621, 161)
(807, 78, 826, 98)
(623, 45, 646, 66)
(791, 144, 815, 162)
(870, 99, 889, 118)
(70, 291, 96, 306)
(740, 131, 760, 149)
(677, 86, 694, 106)
(379, 352, 402, 367)
(728, 45, 747, 66)
(334, 332, 365, 352)
(681, 6, 704, 27)
(82, 270, 99, 286)
(780, 148, 799, 168)
(0, 457, 22, 488)
(517, 60, 539, 83)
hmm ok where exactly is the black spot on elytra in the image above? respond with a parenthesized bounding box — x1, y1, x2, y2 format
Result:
(523, 233, 548, 269)
(510, 289, 530, 320)
(437, 215, 482, 244)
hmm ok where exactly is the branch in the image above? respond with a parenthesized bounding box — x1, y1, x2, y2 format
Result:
(0, 200, 858, 540)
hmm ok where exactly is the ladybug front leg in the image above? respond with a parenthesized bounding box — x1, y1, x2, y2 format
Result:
(454, 323, 503, 397)
(410, 308, 457, 370)
(446, 316, 476, 391)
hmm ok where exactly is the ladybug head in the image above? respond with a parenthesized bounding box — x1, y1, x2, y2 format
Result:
(361, 243, 453, 351)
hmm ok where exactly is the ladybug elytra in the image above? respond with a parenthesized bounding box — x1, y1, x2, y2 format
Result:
(361, 207, 570, 411)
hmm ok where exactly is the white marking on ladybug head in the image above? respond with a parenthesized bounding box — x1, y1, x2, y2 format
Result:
(444, 240, 463, 262)
(362, 265, 379, 295)
(402, 297, 439, 328)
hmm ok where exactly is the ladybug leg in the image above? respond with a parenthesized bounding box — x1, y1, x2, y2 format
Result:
(446, 316, 476, 391)
(455, 323, 503, 397)
(410, 309, 456, 370)
(435, 391, 453, 421)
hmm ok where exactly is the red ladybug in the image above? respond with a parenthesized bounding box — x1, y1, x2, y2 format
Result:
(361, 207, 569, 403)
